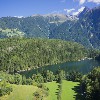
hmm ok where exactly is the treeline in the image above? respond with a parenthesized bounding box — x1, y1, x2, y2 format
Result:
(0, 38, 88, 72)
(81, 67, 100, 100)
(0, 71, 33, 85)
(32, 68, 66, 83)
(0, 80, 12, 96)
(1, 66, 100, 99)
(0, 71, 49, 97)
(0, 68, 82, 85)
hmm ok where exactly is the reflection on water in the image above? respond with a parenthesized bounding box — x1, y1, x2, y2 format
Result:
(38, 59, 100, 74)
(21, 59, 100, 77)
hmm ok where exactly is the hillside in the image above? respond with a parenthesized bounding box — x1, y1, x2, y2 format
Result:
(50, 6, 100, 49)
(0, 14, 71, 38)
(0, 28, 25, 38)
(0, 85, 38, 100)
(0, 38, 87, 72)
(0, 6, 100, 49)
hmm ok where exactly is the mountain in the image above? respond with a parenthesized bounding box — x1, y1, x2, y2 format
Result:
(78, 6, 90, 18)
(0, 13, 77, 38)
(0, 28, 25, 38)
(71, 6, 100, 48)
(0, 16, 50, 38)
(49, 6, 100, 49)
(0, 6, 100, 49)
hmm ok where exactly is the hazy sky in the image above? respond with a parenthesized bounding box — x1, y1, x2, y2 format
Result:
(0, 0, 100, 17)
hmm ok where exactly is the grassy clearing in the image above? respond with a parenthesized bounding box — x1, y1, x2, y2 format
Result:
(0, 80, 80, 100)
(0, 84, 38, 100)
(61, 80, 80, 100)
(45, 80, 80, 100)
(44, 81, 59, 100)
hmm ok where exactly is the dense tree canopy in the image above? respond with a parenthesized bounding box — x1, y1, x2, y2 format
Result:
(81, 67, 100, 100)
(0, 38, 88, 72)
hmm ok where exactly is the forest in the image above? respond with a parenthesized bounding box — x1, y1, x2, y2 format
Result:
(0, 38, 89, 73)
(0, 38, 100, 100)
(0, 2, 100, 100)
(1, 66, 100, 100)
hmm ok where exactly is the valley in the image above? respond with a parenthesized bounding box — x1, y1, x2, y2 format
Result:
(0, 6, 100, 49)
(0, 5, 100, 100)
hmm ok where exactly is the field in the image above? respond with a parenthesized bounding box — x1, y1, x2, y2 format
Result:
(0, 80, 80, 100)
(61, 80, 80, 100)
(0, 85, 38, 100)
(45, 80, 80, 100)
(45, 81, 59, 100)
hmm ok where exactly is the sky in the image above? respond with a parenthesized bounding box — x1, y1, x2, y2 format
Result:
(0, 0, 100, 17)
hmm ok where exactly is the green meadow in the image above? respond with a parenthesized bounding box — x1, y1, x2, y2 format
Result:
(45, 80, 80, 100)
(61, 80, 80, 100)
(0, 80, 80, 100)
(45, 81, 59, 100)
(0, 85, 38, 100)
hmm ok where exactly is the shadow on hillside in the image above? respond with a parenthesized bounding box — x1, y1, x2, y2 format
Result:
(72, 84, 85, 100)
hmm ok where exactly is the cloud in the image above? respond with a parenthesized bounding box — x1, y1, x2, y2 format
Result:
(77, 0, 100, 5)
(79, 0, 86, 5)
(72, 6, 85, 15)
(64, 8, 75, 14)
(88, 0, 100, 4)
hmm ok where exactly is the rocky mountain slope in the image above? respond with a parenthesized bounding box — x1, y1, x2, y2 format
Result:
(0, 6, 100, 49)
(49, 6, 100, 49)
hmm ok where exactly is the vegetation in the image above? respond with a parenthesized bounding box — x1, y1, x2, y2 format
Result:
(61, 80, 79, 100)
(1, 65, 100, 100)
(32, 67, 100, 100)
(67, 71, 82, 82)
(57, 82, 62, 100)
(45, 80, 80, 100)
(0, 6, 100, 100)
(0, 6, 100, 49)
(32, 68, 66, 83)
(0, 28, 25, 38)
(0, 84, 38, 100)
(0, 80, 12, 96)
(0, 16, 51, 38)
(45, 81, 59, 100)
(0, 71, 33, 85)
(0, 38, 88, 72)
(33, 84, 49, 100)
(50, 6, 100, 49)
(80, 67, 100, 100)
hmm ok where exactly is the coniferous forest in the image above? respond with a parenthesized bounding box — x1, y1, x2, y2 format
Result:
(0, 4, 100, 100)
(0, 38, 88, 72)
(0, 37, 100, 100)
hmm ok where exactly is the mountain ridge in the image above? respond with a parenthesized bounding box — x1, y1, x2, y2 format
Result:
(0, 6, 100, 49)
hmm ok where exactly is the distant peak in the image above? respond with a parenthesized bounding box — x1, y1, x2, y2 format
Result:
(14, 16, 24, 18)
(78, 6, 90, 18)
(32, 14, 42, 17)
(43, 13, 66, 17)
(83, 6, 90, 12)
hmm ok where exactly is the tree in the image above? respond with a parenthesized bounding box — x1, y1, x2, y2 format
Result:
(22, 75, 26, 85)
(14, 73, 22, 85)
(56, 68, 66, 83)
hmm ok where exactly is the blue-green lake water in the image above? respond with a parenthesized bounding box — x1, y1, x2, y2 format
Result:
(21, 59, 100, 77)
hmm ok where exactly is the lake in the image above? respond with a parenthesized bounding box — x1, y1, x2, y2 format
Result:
(21, 59, 100, 78)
